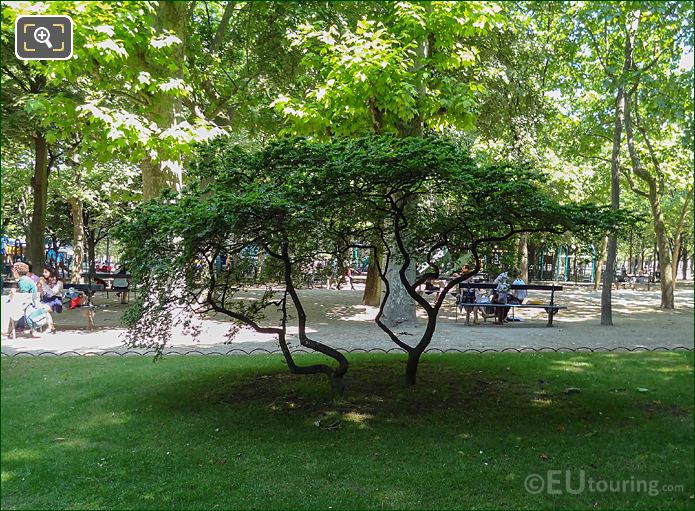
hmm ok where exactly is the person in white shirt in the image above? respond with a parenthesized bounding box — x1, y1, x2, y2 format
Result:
(510, 274, 527, 304)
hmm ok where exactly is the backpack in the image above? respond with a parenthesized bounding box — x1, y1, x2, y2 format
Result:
(495, 278, 511, 304)
(496, 280, 510, 295)
(24, 302, 50, 329)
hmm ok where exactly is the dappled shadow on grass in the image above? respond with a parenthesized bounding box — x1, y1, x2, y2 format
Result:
(2, 352, 693, 509)
(135, 353, 693, 433)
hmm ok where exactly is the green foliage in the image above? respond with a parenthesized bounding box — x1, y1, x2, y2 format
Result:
(272, 2, 504, 136)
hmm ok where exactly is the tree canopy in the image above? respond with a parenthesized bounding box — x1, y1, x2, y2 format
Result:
(117, 135, 632, 385)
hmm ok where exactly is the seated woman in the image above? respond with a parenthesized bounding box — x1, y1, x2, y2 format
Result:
(2, 262, 54, 337)
(112, 265, 130, 304)
(39, 266, 64, 315)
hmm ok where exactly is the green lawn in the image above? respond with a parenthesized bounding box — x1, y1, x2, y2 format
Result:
(1, 351, 693, 510)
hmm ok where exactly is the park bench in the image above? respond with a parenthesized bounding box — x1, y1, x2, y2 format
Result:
(62, 284, 108, 331)
(455, 282, 566, 327)
(615, 274, 653, 290)
(81, 272, 135, 302)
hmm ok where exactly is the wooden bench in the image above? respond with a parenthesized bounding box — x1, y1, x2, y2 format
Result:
(455, 283, 566, 327)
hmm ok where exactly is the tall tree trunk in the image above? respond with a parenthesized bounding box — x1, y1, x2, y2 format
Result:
(681, 238, 688, 280)
(86, 230, 97, 281)
(518, 233, 528, 282)
(28, 133, 48, 274)
(638, 237, 647, 273)
(142, 1, 188, 200)
(672, 238, 681, 285)
(70, 199, 85, 284)
(624, 91, 673, 308)
(594, 236, 608, 291)
(601, 87, 625, 325)
(362, 248, 382, 306)
(628, 230, 634, 274)
(653, 211, 674, 308)
(256, 249, 265, 278)
(528, 242, 536, 281)
(385, 87, 423, 325)
(671, 191, 691, 287)
(601, 11, 638, 324)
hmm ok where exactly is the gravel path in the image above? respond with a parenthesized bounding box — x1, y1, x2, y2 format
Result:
(2, 285, 692, 356)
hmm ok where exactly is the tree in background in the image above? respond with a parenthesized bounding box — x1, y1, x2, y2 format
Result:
(556, 1, 692, 316)
(272, 1, 506, 325)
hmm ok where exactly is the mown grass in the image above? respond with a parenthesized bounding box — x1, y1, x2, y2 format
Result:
(1, 351, 693, 510)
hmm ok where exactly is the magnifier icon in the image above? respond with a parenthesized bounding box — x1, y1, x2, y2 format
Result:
(34, 26, 52, 49)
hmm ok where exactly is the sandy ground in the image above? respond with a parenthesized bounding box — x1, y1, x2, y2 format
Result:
(1, 284, 692, 356)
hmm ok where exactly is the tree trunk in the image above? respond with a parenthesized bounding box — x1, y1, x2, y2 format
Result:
(141, 153, 182, 201)
(672, 238, 681, 285)
(405, 350, 421, 386)
(638, 247, 645, 273)
(28, 133, 48, 274)
(256, 249, 265, 278)
(601, 11, 638, 324)
(518, 233, 528, 282)
(624, 91, 673, 308)
(671, 191, 691, 287)
(380, 24, 431, 327)
(281, 243, 348, 392)
(528, 242, 536, 281)
(681, 238, 688, 280)
(70, 199, 85, 284)
(600, 85, 625, 325)
(362, 248, 382, 306)
(594, 237, 608, 291)
(381, 259, 417, 328)
(653, 214, 674, 308)
(87, 232, 97, 281)
(141, 1, 188, 200)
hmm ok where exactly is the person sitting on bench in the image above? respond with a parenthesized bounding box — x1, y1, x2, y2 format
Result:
(492, 271, 511, 325)
(113, 265, 130, 304)
(504, 269, 527, 322)
(459, 267, 479, 325)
